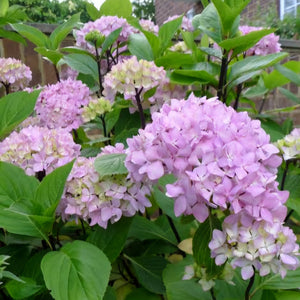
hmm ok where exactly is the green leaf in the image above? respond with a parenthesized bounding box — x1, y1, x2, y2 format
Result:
(158, 16, 182, 53)
(163, 256, 211, 300)
(101, 27, 122, 54)
(142, 30, 161, 59)
(125, 255, 168, 294)
(259, 117, 286, 142)
(275, 291, 300, 300)
(0, 162, 38, 206)
(192, 4, 222, 43)
(199, 46, 222, 59)
(275, 64, 300, 86)
(211, 0, 250, 36)
(229, 52, 288, 82)
(278, 87, 300, 104)
(5, 277, 42, 300)
(86, 2, 101, 20)
(0, 90, 40, 139)
(32, 161, 74, 216)
(128, 34, 154, 61)
(10, 23, 49, 47)
(94, 153, 128, 178)
(61, 46, 95, 57)
(193, 216, 223, 278)
(41, 240, 111, 300)
(104, 108, 121, 134)
(126, 288, 161, 300)
(219, 29, 274, 56)
(100, 0, 132, 18)
(49, 13, 80, 50)
(214, 271, 263, 300)
(35, 47, 63, 65)
(227, 70, 261, 91)
(0, 205, 53, 240)
(87, 217, 132, 262)
(284, 166, 300, 215)
(104, 286, 117, 300)
(128, 215, 177, 246)
(251, 268, 300, 293)
(152, 175, 176, 219)
(155, 52, 195, 69)
(61, 53, 98, 81)
(0, 0, 9, 17)
(0, 27, 26, 44)
(171, 69, 218, 86)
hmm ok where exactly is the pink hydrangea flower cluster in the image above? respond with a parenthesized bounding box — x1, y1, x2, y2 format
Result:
(59, 143, 151, 228)
(103, 56, 166, 110)
(0, 126, 80, 176)
(276, 128, 300, 160)
(239, 25, 281, 56)
(209, 212, 299, 279)
(0, 58, 32, 91)
(126, 94, 286, 223)
(75, 16, 134, 55)
(35, 79, 91, 131)
(125, 94, 298, 278)
(139, 19, 159, 34)
(163, 15, 194, 32)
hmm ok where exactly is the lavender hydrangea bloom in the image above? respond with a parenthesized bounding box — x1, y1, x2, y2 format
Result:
(74, 16, 134, 55)
(0, 126, 80, 176)
(0, 58, 32, 91)
(239, 26, 281, 56)
(59, 143, 151, 228)
(209, 212, 299, 279)
(125, 94, 287, 223)
(35, 79, 92, 131)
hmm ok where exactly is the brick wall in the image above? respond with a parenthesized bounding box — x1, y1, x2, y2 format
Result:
(155, 0, 202, 25)
(241, 0, 279, 23)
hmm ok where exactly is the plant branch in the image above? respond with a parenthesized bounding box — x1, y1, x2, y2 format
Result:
(95, 43, 103, 94)
(135, 87, 146, 129)
(217, 51, 229, 103)
(245, 268, 255, 300)
(233, 83, 243, 110)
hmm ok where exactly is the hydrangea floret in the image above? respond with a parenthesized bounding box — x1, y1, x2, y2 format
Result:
(75, 16, 134, 55)
(0, 58, 32, 91)
(59, 143, 151, 228)
(276, 128, 300, 160)
(209, 212, 299, 279)
(0, 126, 80, 176)
(35, 79, 92, 131)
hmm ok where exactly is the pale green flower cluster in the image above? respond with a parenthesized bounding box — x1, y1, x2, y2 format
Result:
(81, 97, 112, 122)
(276, 128, 300, 160)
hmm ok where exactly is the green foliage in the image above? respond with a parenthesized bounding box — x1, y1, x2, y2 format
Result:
(132, 0, 155, 22)
(9, 0, 91, 23)
(2, 0, 300, 299)
(41, 240, 111, 300)
(0, 90, 40, 139)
